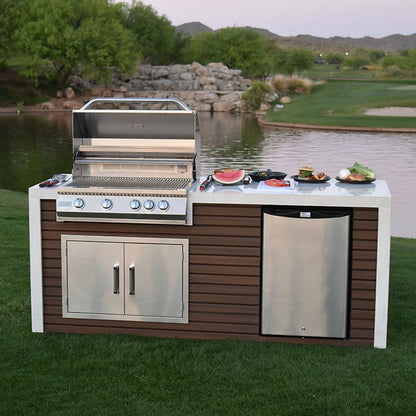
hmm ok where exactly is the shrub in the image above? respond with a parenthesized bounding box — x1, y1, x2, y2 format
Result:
(242, 81, 271, 111)
(271, 75, 313, 95)
(382, 65, 408, 79)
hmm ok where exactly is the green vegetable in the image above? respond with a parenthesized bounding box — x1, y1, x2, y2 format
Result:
(347, 162, 375, 180)
(299, 170, 312, 178)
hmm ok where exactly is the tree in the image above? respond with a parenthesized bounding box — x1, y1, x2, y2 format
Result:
(0, 0, 26, 59)
(12, 0, 139, 87)
(182, 27, 275, 77)
(369, 49, 385, 63)
(283, 49, 315, 75)
(124, 1, 184, 65)
(326, 52, 344, 65)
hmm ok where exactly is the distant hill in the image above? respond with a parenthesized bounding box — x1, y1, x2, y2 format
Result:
(176, 22, 416, 52)
(176, 22, 213, 36)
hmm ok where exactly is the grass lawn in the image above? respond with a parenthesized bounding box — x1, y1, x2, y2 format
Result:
(1, 189, 415, 415)
(264, 79, 416, 129)
(302, 64, 380, 81)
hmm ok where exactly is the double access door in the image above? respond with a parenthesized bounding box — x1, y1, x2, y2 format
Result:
(61, 235, 188, 323)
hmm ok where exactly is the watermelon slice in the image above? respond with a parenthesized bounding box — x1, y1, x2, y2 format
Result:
(213, 169, 245, 185)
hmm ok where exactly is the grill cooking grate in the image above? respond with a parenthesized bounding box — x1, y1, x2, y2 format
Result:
(68, 176, 191, 190)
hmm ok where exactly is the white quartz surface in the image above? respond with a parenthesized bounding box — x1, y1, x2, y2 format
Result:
(189, 178, 391, 208)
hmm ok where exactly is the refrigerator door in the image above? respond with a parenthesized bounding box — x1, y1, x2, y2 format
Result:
(262, 209, 350, 338)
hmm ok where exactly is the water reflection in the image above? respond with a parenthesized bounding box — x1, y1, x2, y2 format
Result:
(0, 112, 415, 238)
(0, 113, 73, 191)
(198, 112, 416, 238)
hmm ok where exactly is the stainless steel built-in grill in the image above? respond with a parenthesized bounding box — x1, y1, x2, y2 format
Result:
(56, 98, 199, 224)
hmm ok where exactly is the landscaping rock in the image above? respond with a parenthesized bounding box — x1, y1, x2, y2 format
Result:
(280, 96, 292, 104)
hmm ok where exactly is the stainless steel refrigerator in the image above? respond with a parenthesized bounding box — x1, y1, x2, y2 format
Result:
(262, 207, 351, 338)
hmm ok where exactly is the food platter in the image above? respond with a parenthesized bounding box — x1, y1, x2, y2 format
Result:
(292, 175, 331, 183)
(249, 170, 287, 182)
(212, 169, 245, 185)
(264, 179, 290, 187)
(336, 176, 376, 184)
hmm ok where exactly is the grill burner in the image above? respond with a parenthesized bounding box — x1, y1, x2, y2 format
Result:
(67, 176, 191, 190)
(56, 98, 198, 225)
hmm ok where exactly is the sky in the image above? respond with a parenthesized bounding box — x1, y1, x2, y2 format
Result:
(137, 0, 416, 38)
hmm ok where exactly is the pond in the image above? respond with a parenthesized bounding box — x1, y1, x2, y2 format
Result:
(0, 111, 414, 238)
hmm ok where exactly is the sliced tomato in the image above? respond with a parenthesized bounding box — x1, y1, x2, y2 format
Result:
(264, 179, 290, 187)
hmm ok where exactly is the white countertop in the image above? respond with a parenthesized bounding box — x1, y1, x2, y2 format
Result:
(189, 178, 391, 208)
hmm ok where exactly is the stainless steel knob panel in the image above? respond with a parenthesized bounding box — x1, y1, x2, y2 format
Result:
(129, 199, 141, 210)
(143, 200, 155, 211)
(73, 198, 85, 209)
(101, 199, 113, 210)
(157, 200, 169, 211)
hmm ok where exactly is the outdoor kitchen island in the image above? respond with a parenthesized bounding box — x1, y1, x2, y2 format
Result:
(29, 177, 391, 349)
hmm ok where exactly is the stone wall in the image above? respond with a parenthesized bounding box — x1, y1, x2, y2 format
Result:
(90, 62, 252, 112)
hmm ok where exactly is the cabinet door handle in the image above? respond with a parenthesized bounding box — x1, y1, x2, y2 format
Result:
(113, 264, 120, 294)
(129, 265, 135, 295)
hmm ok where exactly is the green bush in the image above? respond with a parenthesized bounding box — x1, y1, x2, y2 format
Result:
(242, 81, 271, 111)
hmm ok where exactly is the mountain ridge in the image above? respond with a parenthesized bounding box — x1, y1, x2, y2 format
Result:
(176, 22, 416, 52)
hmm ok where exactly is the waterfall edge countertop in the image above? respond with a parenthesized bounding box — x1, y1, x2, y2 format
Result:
(189, 177, 391, 349)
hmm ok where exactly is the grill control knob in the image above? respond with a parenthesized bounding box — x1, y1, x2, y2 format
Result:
(143, 200, 155, 211)
(129, 199, 141, 211)
(73, 198, 85, 209)
(101, 199, 113, 210)
(157, 200, 169, 211)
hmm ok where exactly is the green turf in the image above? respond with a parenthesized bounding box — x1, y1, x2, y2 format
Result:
(264, 79, 416, 128)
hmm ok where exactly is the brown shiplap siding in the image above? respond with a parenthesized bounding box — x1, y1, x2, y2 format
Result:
(349, 207, 378, 345)
(40, 200, 378, 346)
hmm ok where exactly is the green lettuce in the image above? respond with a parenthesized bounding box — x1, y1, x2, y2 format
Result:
(348, 162, 375, 180)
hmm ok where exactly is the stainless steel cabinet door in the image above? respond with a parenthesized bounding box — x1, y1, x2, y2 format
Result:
(66, 241, 124, 315)
(125, 243, 184, 319)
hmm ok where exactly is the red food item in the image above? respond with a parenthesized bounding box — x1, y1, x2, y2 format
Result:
(213, 169, 245, 184)
(264, 179, 290, 187)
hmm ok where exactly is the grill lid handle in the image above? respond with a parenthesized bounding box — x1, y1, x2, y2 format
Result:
(79, 98, 193, 112)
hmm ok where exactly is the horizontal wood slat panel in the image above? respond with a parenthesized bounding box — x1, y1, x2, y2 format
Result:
(351, 270, 377, 280)
(193, 215, 261, 227)
(353, 230, 378, 241)
(190, 312, 259, 325)
(353, 208, 378, 220)
(352, 250, 377, 261)
(44, 296, 62, 307)
(350, 319, 374, 329)
(350, 309, 375, 320)
(43, 249, 61, 259)
(191, 275, 259, 286)
(350, 299, 375, 310)
(193, 204, 261, 217)
(43, 314, 259, 335)
(39, 201, 378, 346)
(353, 220, 378, 231)
(190, 245, 260, 257)
(190, 293, 259, 306)
(351, 289, 376, 300)
(352, 260, 377, 271)
(351, 280, 376, 291)
(43, 324, 260, 341)
(190, 283, 259, 296)
(190, 265, 259, 277)
(350, 328, 374, 339)
(190, 303, 259, 315)
(190, 254, 260, 267)
(352, 239, 378, 251)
